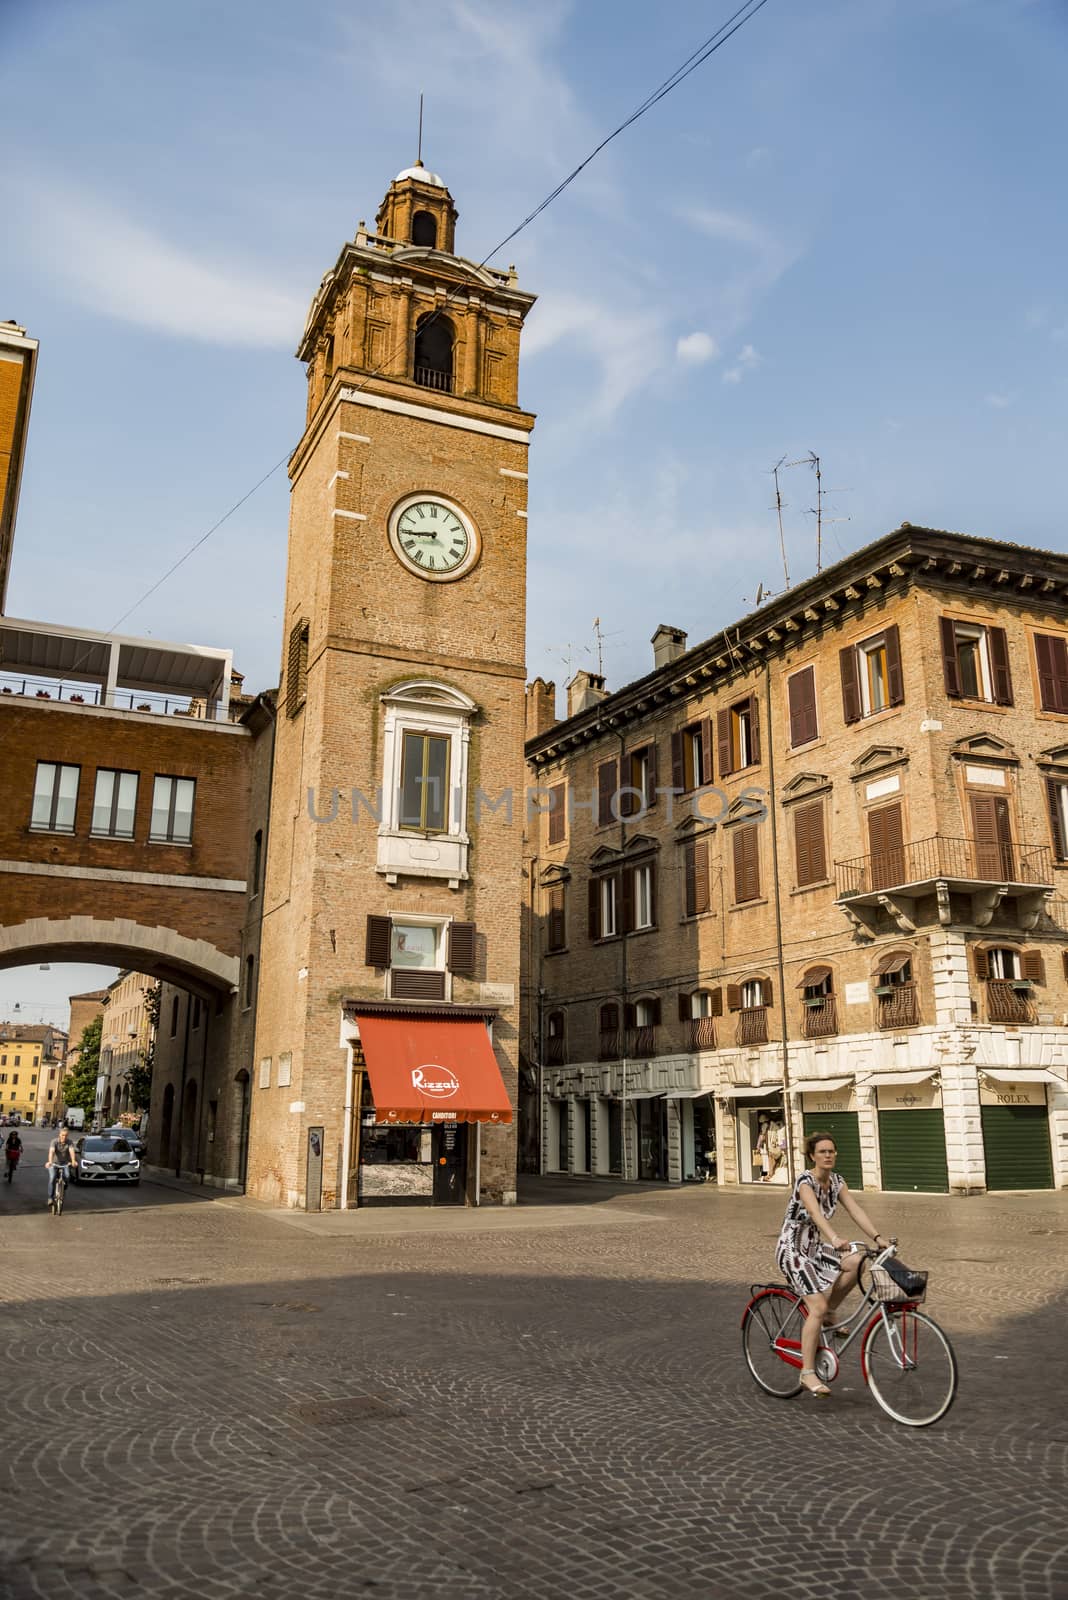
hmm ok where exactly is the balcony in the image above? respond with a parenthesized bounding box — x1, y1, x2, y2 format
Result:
(545, 1036, 566, 1067)
(801, 994, 838, 1039)
(736, 1007, 768, 1047)
(414, 365, 453, 393)
(835, 835, 1054, 934)
(984, 979, 1037, 1026)
(687, 1016, 717, 1051)
(598, 1027, 659, 1061)
(876, 982, 921, 1030)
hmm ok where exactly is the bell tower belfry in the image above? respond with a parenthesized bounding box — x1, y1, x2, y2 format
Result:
(249, 163, 536, 1211)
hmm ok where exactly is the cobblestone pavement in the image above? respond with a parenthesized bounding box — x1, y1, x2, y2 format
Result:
(2, 1126, 1067, 1600)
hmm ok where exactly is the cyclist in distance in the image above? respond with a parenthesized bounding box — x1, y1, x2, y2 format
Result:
(776, 1130, 891, 1397)
(44, 1125, 77, 1209)
(4, 1128, 22, 1181)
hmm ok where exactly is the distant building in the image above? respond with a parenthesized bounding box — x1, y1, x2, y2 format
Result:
(97, 971, 158, 1121)
(0, 1022, 67, 1121)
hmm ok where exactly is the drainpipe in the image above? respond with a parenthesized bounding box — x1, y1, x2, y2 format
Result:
(764, 660, 796, 1185)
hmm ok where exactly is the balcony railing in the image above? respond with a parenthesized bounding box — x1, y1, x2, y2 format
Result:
(598, 1027, 659, 1061)
(414, 365, 453, 393)
(985, 979, 1037, 1026)
(736, 1007, 769, 1046)
(687, 1016, 718, 1051)
(836, 835, 1053, 898)
(545, 1036, 566, 1067)
(876, 982, 920, 1030)
(801, 994, 838, 1039)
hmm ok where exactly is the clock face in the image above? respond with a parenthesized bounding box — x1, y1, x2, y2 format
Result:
(388, 495, 479, 581)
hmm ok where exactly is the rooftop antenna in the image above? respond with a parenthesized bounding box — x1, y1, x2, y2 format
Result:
(770, 457, 791, 589)
(593, 617, 605, 676)
(785, 452, 825, 572)
(417, 93, 424, 163)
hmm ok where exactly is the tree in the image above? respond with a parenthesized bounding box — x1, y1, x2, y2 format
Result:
(122, 981, 159, 1113)
(62, 1014, 102, 1117)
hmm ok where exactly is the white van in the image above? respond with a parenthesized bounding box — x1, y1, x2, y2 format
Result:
(64, 1107, 86, 1131)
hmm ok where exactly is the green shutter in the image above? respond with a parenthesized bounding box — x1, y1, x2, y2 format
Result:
(877, 1109, 949, 1192)
(980, 1105, 1053, 1191)
(802, 1111, 863, 1189)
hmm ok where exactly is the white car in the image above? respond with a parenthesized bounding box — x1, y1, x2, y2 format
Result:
(74, 1136, 141, 1185)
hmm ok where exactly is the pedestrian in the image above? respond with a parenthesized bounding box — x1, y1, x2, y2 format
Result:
(775, 1130, 891, 1397)
(5, 1129, 22, 1182)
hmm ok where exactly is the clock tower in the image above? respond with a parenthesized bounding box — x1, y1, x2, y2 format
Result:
(249, 162, 536, 1209)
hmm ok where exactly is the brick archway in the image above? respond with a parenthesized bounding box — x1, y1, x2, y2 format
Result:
(0, 915, 238, 994)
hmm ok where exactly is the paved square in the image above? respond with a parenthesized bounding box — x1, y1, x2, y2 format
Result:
(2, 1127, 1066, 1600)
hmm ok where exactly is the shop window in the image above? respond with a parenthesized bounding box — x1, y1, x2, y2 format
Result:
(546, 1011, 566, 1067)
(840, 625, 904, 723)
(787, 666, 819, 748)
(30, 761, 80, 834)
(940, 618, 1012, 704)
(799, 965, 837, 1038)
(671, 720, 712, 794)
(718, 695, 760, 776)
(149, 776, 195, 844)
(91, 769, 138, 839)
(683, 835, 711, 917)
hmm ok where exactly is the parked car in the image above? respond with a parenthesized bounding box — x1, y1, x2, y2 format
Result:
(103, 1125, 146, 1158)
(0, 1115, 8, 1128)
(73, 1136, 141, 1186)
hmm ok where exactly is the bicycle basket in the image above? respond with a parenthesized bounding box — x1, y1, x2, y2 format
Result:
(871, 1258, 928, 1303)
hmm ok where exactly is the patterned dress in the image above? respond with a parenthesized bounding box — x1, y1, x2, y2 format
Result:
(776, 1171, 845, 1296)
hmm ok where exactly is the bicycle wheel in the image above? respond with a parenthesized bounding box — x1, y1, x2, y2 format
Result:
(741, 1289, 804, 1398)
(864, 1308, 958, 1427)
(54, 1180, 64, 1217)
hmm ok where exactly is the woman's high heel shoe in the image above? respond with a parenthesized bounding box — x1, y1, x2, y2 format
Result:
(800, 1368, 831, 1398)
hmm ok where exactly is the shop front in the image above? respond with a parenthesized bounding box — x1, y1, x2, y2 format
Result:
(791, 1078, 862, 1189)
(349, 1006, 512, 1206)
(667, 1088, 716, 1181)
(979, 1070, 1057, 1191)
(719, 1085, 786, 1184)
(875, 1071, 948, 1193)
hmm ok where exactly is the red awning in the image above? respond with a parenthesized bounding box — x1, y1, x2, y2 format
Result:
(357, 1014, 513, 1125)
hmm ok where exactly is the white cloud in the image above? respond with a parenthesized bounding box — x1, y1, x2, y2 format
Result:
(676, 203, 801, 334)
(676, 331, 719, 365)
(722, 367, 743, 385)
(985, 391, 1014, 409)
(523, 291, 664, 422)
(722, 344, 762, 385)
(9, 177, 304, 347)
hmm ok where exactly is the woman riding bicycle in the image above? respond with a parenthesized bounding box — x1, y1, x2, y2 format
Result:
(776, 1130, 890, 1397)
(4, 1129, 22, 1181)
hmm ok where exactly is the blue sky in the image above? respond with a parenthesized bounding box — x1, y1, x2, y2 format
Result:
(2, 0, 1066, 1025)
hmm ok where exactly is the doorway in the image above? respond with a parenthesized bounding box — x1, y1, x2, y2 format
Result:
(432, 1123, 468, 1204)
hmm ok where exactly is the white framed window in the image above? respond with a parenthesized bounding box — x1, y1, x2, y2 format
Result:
(635, 998, 657, 1028)
(952, 623, 993, 701)
(150, 775, 195, 844)
(987, 947, 1020, 980)
(91, 770, 138, 839)
(599, 877, 618, 939)
(691, 990, 715, 1019)
(741, 978, 764, 1010)
(30, 762, 79, 833)
(633, 863, 654, 930)
(859, 636, 890, 715)
(388, 913, 452, 1001)
(378, 681, 475, 886)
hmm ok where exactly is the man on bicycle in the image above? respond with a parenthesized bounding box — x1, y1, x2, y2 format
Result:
(45, 1126, 77, 1208)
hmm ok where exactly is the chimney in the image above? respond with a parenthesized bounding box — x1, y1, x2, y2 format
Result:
(567, 669, 608, 718)
(651, 625, 687, 670)
(526, 677, 557, 740)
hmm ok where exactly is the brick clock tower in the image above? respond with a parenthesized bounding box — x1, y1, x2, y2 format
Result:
(249, 162, 536, 1209)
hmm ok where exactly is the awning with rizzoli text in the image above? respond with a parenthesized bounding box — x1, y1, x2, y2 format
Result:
(356, 1014, 513, 1125)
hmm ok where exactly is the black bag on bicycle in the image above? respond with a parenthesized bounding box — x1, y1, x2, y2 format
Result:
(881, 1256, 927, 1299)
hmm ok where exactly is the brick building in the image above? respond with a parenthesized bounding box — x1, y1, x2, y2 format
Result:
(96, 970, 158, 1122)
(524, 525, 1068, 1196)
(248, 161, 536, 1209)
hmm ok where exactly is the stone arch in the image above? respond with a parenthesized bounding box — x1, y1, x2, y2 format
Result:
(0, 917, 239, 995)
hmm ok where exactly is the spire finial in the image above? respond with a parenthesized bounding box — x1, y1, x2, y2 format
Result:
(417, 92, 424, 165)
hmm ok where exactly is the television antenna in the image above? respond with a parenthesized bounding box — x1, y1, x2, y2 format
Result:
(769, 457, 791, 589)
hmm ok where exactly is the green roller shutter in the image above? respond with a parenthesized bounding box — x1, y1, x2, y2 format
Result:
(802, 1111, 863, 1189)
(981, 1105, 1053, 1191)
(878, 1109, 949, 1193)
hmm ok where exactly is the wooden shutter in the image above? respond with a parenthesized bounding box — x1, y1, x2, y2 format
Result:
(741, 700, 757, 768)
(447, 921, 477, 977)
(547, 783, 566, 845)
(1047, 778, 1066, 860)
(648, 997, 662, 1026)
(646, 741, 660, 806)
(700, 719, 715, 786)
(710, 988, 723, 1017)
(940, 617, 962, 697)
(839, 646, 862, 724)
(646, 860, 658, 928)
(547, 886, 566, 952)
(620, 867, 634, 933)
(969, 793, 1013, 880)
(868, 802, 904, 890)
(587, 877, 600, 940)
(726, 983, 742, 1012)
(678, 991, 691, 1022)
(761, 977, 774, 1008)
(988, 628, 1013, 705)
(788, 667, 817, 748)
(286, 619, 309, 718)
(716, 710, 732, 778)
(623, 1002, 636, 1029)
(671, 731, 684, 793)
(794, 800, 827, 887)
(597, 760, 617, 826)
(391, 969, 446, 1001)
(1021, 949, 1045, 984)
(1035, 633, 1068, 712)
(884, 625, 904, 705)
(972, 946, 989, 981)
(685, 836, 710, 918)
(600, 1002, 618, 1031)
(733, 826, 760, 902)
(1063, 950, 1068, 983)
(364, 914, 392, 968)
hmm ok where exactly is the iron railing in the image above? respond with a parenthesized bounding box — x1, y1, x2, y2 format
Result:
(985, 979, 1037, 1026)
(876, 982, 921, 1030)
(414, 365, 453, 392)
(0, 672, 223, 720)
(598, 1026, 659, 1061)
(801, 994, 838, 1038)
(545, 1036, 566, 1067)
(836, 835, 1053, 898)
(736, 1007, 769, 1046)
(687, 1016, 717, 1051)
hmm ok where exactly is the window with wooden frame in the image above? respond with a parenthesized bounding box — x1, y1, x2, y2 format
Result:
(596, 759, 618, 826)
(546, 883, 567, 953)
(598, 1002, 620, 1060)
(732, 824, 761, 903)
(787, 666, 819, 748)
(285, 618, 309, 718)
(867, 801, 905, 891)
(727, 977, 773, 1010)
(968, 791, 1015, 880)
(940, 617, 1012, 704)
(798, 964, 836, 1037)
(679, 987, 721, 1049)
(717, 694, 760, 777)
(1034, 633, 1068, 714)
(587, 858, 656, 938)
(631, 861, 656, 930)
(1045, 776, 1068, 861)
(683, 834, 712, 918)
(620, 743, 659, 815)
(588, 873, 618, 940)
(973, 944, 1042, 1025)
(792, 799, 827, 888)
(546, 1010, 566, 1066)
(671, 720, 712, 793)
(547, 782, 567, 845)
(364, 914, 476, 1000)
(840, 625, 904, 723)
